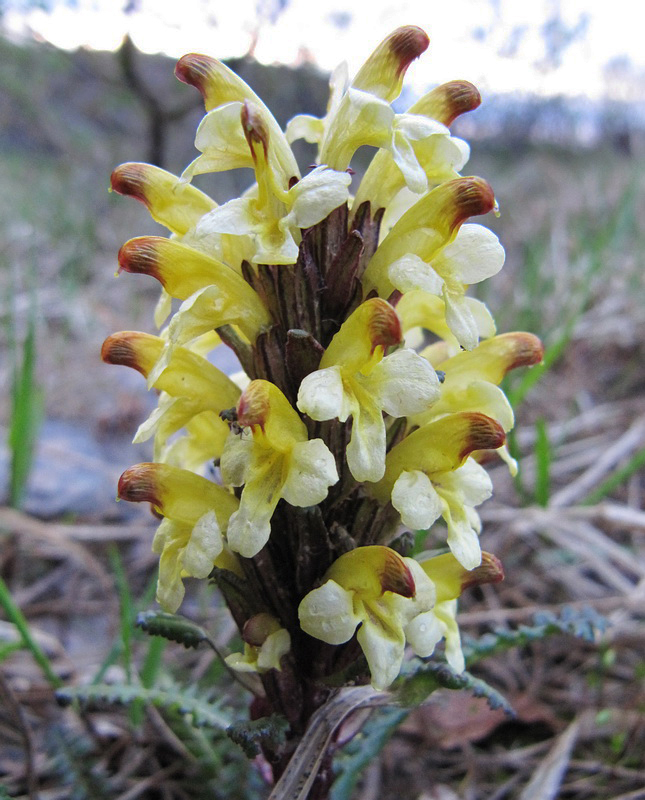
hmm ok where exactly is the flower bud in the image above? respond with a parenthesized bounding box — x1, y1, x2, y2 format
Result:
(420, 550, 504, 602)
(363, 176, 496, 299)
(101, 331, 163, 377)
(410, 81, 481, 126)
(110, 162, 216, 235)
(353, 26, 430, 102)
(118, 462, 238, 528)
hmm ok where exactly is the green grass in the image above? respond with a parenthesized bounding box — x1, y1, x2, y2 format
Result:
(582, 447, 645, 505)
(5, 262, 44, 509)
(0, 575, 62, 688)
(533, 417, 552, 507)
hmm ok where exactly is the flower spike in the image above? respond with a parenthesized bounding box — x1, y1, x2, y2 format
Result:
(106, 23, 534, 737)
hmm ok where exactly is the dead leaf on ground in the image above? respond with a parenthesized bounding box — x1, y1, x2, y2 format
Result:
(402, 691, 559, 750)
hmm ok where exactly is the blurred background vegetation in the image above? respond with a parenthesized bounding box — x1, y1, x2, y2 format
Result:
(0, 1, 643, 798)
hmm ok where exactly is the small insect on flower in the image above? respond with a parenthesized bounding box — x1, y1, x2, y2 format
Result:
(219, 406, 244, 436)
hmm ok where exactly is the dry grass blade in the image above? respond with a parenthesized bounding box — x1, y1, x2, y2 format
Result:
(549, 416, 645, 508)
(481, 502, 645, 534)
(113, 760, 184, 800)
(518, 718, 580, 800)
(607, 790, 645, 800)
(566, 504, 645, 530)
(458, 592, 643, 625)
(0, 507, 115, 597)
(0, 671, 37, 800)
(268, 686, 387, 800)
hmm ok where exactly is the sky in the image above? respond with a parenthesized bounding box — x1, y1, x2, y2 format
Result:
(2, 0, 643, 100)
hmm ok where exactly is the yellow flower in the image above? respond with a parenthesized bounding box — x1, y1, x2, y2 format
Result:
(371, 412, 505, 569)
(298, 546, 438, 690)
(117, 236, 271, 344)
(416, 332, 544, 467)
(193, 102, 351, 266)
(101, 331, 240, 464)
(175, 52, 300, 186)
(353, 80, 480, 214)
(221, 380, 338, 558)
(297, 298, 440, 482)
(396, 289, 497, 358)
(290, 26, 431, 172)
(363, 177, 501, 350)
(389, 223, 505, 350)
(225, 613, 291, 674)
(110, 162, 216, 237)
(110, 163, 245, 324)
(118, 463, 238, 612)
(410, 332, 544, 474)
(411, 550, 505, 672)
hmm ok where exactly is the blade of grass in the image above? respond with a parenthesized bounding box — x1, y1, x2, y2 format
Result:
(0, 576, 62, 688)
(534, 418, 552, 507)
(91, 639, 123, 685)
(107, 544, 134, 683)
(7, 266, 44, 509)
(582, 447, 645, 506)
(91, 570, 159, 687)
(0, 641, 24, 662)
(108, 545, 162, 727)
(140, 635, 166, 690)
(507, 428, 531, 505)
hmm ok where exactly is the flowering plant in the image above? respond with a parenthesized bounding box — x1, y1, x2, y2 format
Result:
(103, 25, 543, 798)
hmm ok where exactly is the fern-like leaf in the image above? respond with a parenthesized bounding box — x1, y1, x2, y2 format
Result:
(136, 610, 209, 649)
(462, 605, 608, 665)
(56, 683, 232, 729)
(395, 661, 515, 716)
(46, 725, 113, 800)
(227, 713, 289, 758)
